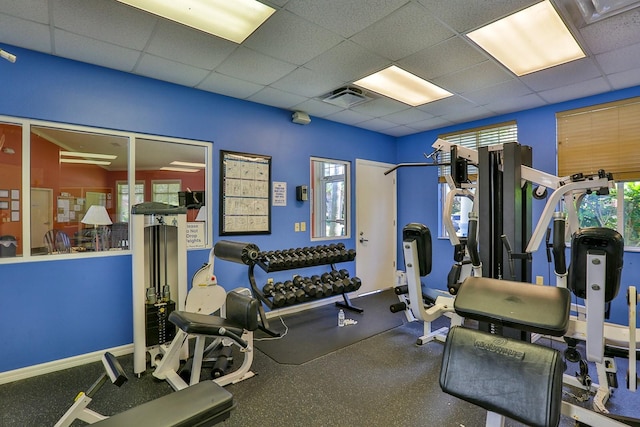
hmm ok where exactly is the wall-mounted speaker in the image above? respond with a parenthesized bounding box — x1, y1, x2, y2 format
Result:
(292, 111, 311, 125)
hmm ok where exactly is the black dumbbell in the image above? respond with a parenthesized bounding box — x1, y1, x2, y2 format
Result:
(273, 282, 295, 306)
(338, 269, 350, 279)
(264, 282, 286, 307)
(336, 279, 349, 293)
(350, 277, 362, 291)
(294, 275, 317, 297)
(262, 282, 275, 295)
(285, 280, 306, 302)
(346, 249, 356, 261)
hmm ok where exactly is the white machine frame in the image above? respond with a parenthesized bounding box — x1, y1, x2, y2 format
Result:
(402, 239, 462, 345)
(152, 287, 256, 390)
(131, 209, 187, 376)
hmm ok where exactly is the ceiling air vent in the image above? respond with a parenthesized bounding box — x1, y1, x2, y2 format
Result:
(322, 86, 372, 108)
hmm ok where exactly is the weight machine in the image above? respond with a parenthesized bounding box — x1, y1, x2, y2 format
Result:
(131, 202, 187, 377)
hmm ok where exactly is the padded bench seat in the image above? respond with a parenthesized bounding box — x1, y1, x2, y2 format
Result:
(455, 277, 571, 336)
(169, 311, 244, 337)
(94, 380, 234, 427)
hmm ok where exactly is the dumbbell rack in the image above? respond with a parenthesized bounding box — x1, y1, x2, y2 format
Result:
(247, 244, 362, 337)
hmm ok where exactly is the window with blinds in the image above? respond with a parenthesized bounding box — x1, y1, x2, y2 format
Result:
(438, 121, 518, 181)
(437, 121, 518, 237)
(557, 97, 640, 181)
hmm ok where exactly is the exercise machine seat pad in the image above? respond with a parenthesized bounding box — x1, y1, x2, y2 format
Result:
(440, 326, 564, 427)
(169, 311, 244, 338)
(455, 277, 570, 336)
(94, 380, 234, 426)
(224, 290, 259, 332)
(568, 227, 623, 302)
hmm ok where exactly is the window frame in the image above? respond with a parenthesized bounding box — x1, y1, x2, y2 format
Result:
(0, 115, 213, 263)
(310, 156, 351, 241)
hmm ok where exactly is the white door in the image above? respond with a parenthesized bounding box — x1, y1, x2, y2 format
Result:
(31, 188, 53, 250)
(355, 159, 397, 295)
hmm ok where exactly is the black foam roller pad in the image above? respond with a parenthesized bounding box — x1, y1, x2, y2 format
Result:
(214, 240, 260, 265)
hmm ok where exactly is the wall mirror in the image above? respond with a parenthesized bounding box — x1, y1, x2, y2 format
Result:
(310, 157, 350, 240)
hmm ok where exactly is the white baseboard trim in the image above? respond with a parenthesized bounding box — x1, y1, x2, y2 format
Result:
(0, 344, 134, 385)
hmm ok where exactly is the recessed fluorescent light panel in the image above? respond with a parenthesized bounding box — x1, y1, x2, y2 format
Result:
(60, 159, 111, 166)
(160, 166, 200, 173)
(170, 160, 206, 168)
(116, 0, 275, 44)
(467, 0, 585, 76)
(60, 151, 117, 160)
(354, 66, 453, 107)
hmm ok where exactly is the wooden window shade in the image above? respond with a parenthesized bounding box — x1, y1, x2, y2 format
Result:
(437, 121, 518, 183)
(557, 97, 640, 181)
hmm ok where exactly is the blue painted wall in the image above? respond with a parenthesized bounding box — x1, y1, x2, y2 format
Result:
(1, 42, 639, 373)
(396, 86, 640, 328)
(0, 45, 396, 372)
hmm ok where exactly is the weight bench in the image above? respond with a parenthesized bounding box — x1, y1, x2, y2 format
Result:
(153, 289, 259, 390)
(93, 380, 234, 426)
(440, 277, 570, 427)
(56, 352, 234, 427)
(440, 276, 633, 427)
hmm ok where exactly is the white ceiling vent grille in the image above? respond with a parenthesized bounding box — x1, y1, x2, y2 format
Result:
(321, 86, 372, 108)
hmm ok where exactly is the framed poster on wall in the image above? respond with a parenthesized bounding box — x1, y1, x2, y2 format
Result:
(220, 150, 271, 235)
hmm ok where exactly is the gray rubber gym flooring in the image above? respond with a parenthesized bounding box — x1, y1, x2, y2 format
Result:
(0, 293, 638, 426)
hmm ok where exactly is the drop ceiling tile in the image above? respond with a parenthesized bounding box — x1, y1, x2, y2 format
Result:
(417, 95, 478, 116)
(350, 3, 455, 61)
(271, 67, 347, 98)
(537, 77, 611, 104)
(304, 40, 389, 83)
(382, 108, 435, 126)
(357, 118, 400, 132)
(54, 29, 140, 72)
(417, 0, 538, 32)
(595, 42, 640, 74)
(463, 80, 533, 105)
(0, 0, 49, 23)
(51, 0, 157, 50)
(579, 8, 640, 55)
(519, 57, 602, 91)
(398, 36, 488, 80)
(247, 86, 307, 109)
(244, 10, 342, 65)
(607, 67, 640, 90)
(482, 93, 546, 115)
(215, 47, 297, 86)
(407, 116, 454, 132)
(350, 97, 409, 117)
(135, 54, 210, 87)
(324, 108, 374, 125)
(0, 14, 51, 53)
(285, 0, 407, 38)
(432, 61, 513, 94)
(439, 105, 496, 124)
(197, 72, 264, 99)
(291, 98, 344, 118)
(145, 21, 236, 71)
(381, 125, 418, 137)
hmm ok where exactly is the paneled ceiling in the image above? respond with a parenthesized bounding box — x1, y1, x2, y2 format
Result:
(1, 0, 640, 137)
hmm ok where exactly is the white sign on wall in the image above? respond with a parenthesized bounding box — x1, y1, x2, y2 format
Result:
(186, 222, 206, 249)
(273, 181, 287, 206)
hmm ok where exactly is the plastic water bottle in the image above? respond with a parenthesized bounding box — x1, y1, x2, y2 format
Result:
(338, 309, 345, 327)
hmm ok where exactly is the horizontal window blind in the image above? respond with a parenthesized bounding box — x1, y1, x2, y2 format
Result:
(437, 121, 518, 182)
(557, 97, 640, 181)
